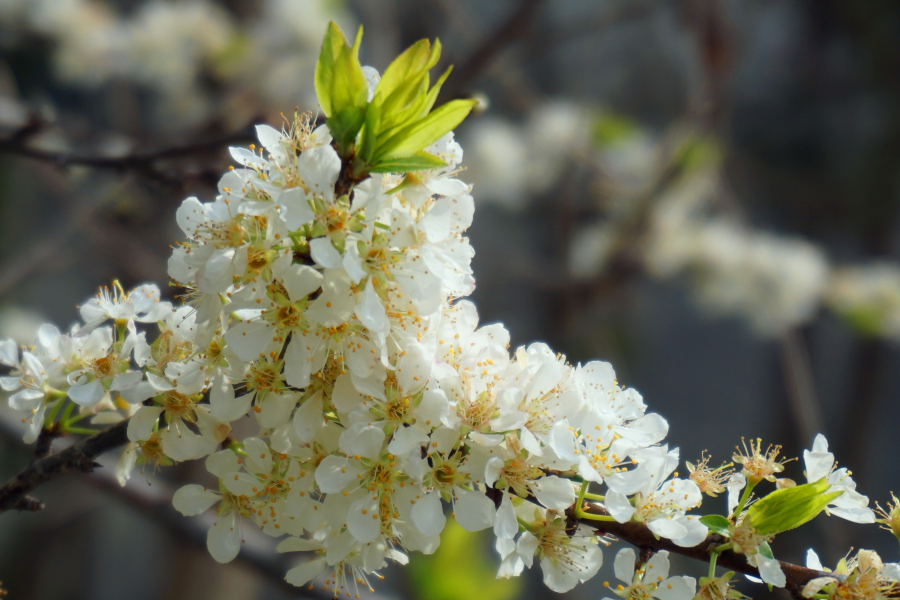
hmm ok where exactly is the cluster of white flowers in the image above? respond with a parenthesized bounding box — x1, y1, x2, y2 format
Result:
(464, 100, 900, 343)
(0, 48, 889, 600)
(0, 0, 348, 127)
(644, 171, 832, 336)
(460, 100, 592, 210)
(826, 263, 900, 340)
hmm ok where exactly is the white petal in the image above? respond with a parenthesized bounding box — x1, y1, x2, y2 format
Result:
(296, 144, 340, 201)
(494, 493, 518, 539)
(315, 455, 359, 494)
(605, 490, 636, 523)
(347, 495, 381, 543)
(173, 485, 220, 516)
(531, 476, 576, 511)
(388, 426, 429, 456)
(207, 512, 241, 563)
(806, 549, 823, 570)
(540, 557, 578, 593)
(68, 379, 105, 407)
(309, 237, 343, 270)
(241, 437, 270, 475)
(647, 517, 688, 540)
(224, 321, 276, 363)
(341, 424, 385, 461)
(332, 373, 365, 413)
(397, 341, 431, 395)
(126, 406, 164, 442)
(453, 487, 496, 532)
(655, 576, 696, 600)
(412, 491, 446, 537)
(210, 374, 250, 422)
(285, 558, 326, 587)
(355, 278, 390, 334)
(757, 555, 786, 587)
(0, 338, 17, 366)
(672, 516, 708, 548)
(643, 550, 670, 582)
(206, 450, 241, 479)
(160, 421, 201, 461)
(614, 547, 636, 583)
(281, 264, 322, 302)
(293, 392, 324, 443)
(279, 187, 315, 230)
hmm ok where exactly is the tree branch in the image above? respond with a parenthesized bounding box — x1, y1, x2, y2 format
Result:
(438, 0, 547, 102)
(573, 500, 836, 599)
(0, 419, 129, 513)
(0, 127, 255, 171)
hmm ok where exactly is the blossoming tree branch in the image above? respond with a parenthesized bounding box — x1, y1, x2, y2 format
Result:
(0, 23, 897, 600)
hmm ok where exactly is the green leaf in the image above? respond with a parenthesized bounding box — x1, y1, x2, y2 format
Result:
(375, 38, 441, 103)
(373, 98, 478, 163)
(747, 478, 843, 535)
(328, 106, 366, 157)
(315, 22, 346, 117)
(315, 22, 367, 119)
(369, 151, 448, 174)
(699, 515, 732, 537)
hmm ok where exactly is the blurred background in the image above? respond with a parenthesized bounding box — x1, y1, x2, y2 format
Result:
(2, 0, 900, 598)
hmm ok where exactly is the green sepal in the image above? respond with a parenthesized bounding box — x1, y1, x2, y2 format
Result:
(700, 514, 732, 537)
(746, 478, 843, 535)
(369, 151, 449, 174)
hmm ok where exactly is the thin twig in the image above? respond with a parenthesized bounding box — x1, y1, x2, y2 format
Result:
(0, 127, 255, 171)
(438, 0, 547, 102)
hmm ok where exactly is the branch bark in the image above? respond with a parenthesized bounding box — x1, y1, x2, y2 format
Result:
(0, 419, 128, 513)
(574, 500, 835, 599)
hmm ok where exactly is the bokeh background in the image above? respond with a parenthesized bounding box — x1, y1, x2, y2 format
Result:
(2, 0, 900, 598)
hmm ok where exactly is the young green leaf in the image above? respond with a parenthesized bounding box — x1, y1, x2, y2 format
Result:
(699, 514, 732, 537)
(315, 22, 367, 120)
(315, 22, 346, 117)
(373, 98, 478, 163)
(375, 38, 441, 103)
(369, 151, 448, 174)
(746, 478, 843, 535)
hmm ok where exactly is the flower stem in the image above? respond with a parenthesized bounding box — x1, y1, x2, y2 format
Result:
(59, 401, 76, 428)
(44, 398, 65, 427)
(732, 480, 757, 518)
(64, 427, 98, 436)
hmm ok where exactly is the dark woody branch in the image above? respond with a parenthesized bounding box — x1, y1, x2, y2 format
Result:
(573, 500, 836, 600)
(0, 419, 128, 513)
